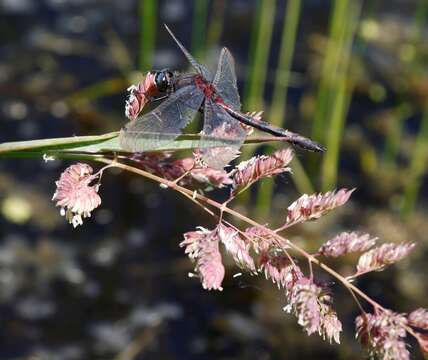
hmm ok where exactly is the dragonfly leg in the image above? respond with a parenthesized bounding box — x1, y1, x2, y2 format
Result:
(149, 94, 170, 103)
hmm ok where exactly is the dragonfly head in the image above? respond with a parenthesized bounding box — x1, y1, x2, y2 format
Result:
(153, 69, 174, 93)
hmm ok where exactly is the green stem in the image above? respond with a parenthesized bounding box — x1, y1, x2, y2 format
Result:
(206, 0, 226, 49)
(270, 0, 301, 126)
(383, 104, 412, 170)
(290, 157, 315, 195)
(321, 77, 348, 191)
(240, 0, 276, 206)
(414, 0, 428, 40)
(401, 102, 428, 217)
(0, 133, 118, 153)
(243, 0, 276, 112)
(311, 0, 350, 145)
(191, 0, 209, 61)
(320, 0, 361, 191)
(255, 0, 303, 220)
(139, 0, 157, 71)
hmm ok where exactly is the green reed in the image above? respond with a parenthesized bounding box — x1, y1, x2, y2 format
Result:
(305, 0, 360, 191)
(206, 0, 226, 50)
(139, 0, 157, 71)
(254, 0, 305, 220)
(237, 0, 275, 207)
(311, 0, 350, 146)
(383, 104, 412, 171)
(399, 0, 428, 217)
(401, 102, 428, 217)
(192, 0, 209, 61)
(243, 0, 276, 112)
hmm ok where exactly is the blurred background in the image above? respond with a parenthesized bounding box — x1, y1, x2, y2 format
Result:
(0, 0, 428, 359)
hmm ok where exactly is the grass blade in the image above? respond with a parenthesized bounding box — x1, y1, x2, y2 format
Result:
(239, 0, 276, 207)
(139, 0, 157, 71)
(318, 0, 361, 191)
(255, 0, 303, 220)
(243, 0, 276, 112)
(401, 101, 428, 217)
(311, 0, 350, 145)
(192, 0, 209, 61)
(206, 0, 226, 49)
(383, 104, 412, 170)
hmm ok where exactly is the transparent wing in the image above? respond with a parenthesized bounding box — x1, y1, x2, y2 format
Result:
(164, 24, 213, 81)
(200, 100, 248, 169)
(119, 85, 204, 152)
(213, 47, 241, 111)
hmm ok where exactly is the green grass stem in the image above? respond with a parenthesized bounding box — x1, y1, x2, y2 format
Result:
(383, 104, 412, 170)
(311, 0, 350, 145)
(243, 0, 276, 112)
(270, 0, 301, 126)
(320, 76, 349, 191)
(206, 0, 226, 49)
(139, 0, 157, 71)
(401, 102, 428, 217)
(191, 0, 209, 61)
(320, 0, 361, 191)
(255, 0, 303, 220)
(238, 0, 276, 207)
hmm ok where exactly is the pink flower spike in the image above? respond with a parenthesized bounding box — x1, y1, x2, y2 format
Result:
(231, 148, 293, 195)
(356, 243, 415, 274)
(243, 226, 302, 290)
(217, 224, 256, 273)
(319, 232, 377, 258)
(52, 163, 102, 228)
(284, 277, 342, 343)
(408, 308, 428, 330)
(186, 163, 233, 188)
(284, 277, 323, 336)
(180, 227, 225, 291)
(285, 189, 354, 226)
(356, 310, 409, 360)
(258, 250, 303, 290)
(322, 312, 342, 344)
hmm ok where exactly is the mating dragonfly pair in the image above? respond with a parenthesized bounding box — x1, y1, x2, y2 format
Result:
(119, 25, 325, 169)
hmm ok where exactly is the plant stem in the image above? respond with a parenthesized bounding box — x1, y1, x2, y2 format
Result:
(401, 101, 428, 217)
(240, 0, 276, 206)
(312, 0, 349, 145)
(191, 0, 209, 61)
(96, 157, 385, 312)
(206, 0, 225, 49)
(270, 0, 301, 126)
(255, 0, 304, 220)
(320, 0, 361, 191)
(139, 0, 157, 71)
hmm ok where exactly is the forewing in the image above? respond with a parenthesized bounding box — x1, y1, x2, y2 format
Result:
(119, 85, 204, 152)
(164, 24, 213, 81)
(200, 100, 248, 169)
(213, 48, 241, 111)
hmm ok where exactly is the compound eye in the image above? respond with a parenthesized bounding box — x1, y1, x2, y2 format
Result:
(155, 72, 168, 92)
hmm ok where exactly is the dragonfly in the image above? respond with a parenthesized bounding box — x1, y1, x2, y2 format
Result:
(120, 24, 325, 169)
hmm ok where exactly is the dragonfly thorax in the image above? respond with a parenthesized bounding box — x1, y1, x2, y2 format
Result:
(194, 75, 218, 100)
